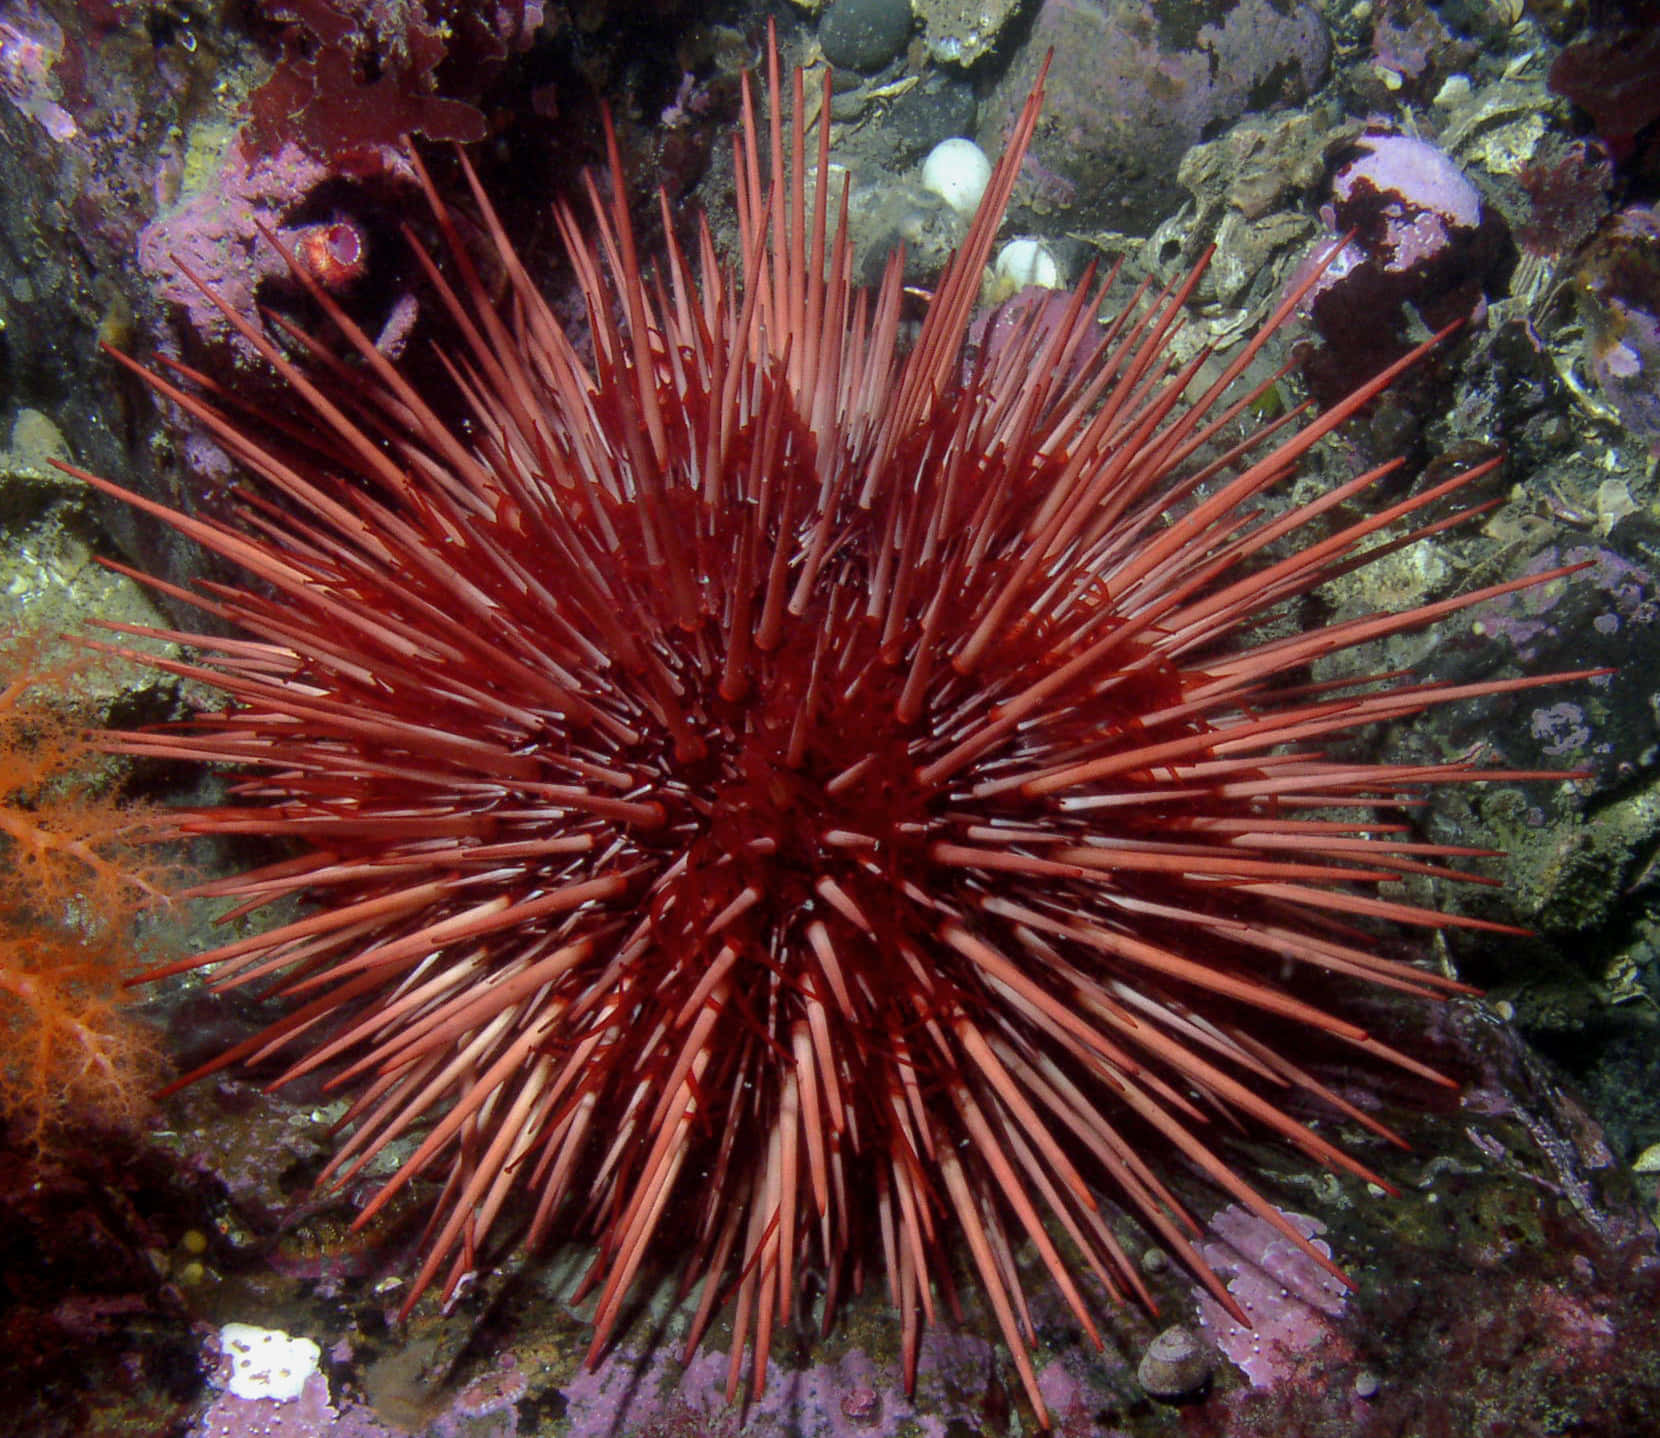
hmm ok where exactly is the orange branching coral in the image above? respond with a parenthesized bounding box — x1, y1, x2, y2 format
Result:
(0, 633, 168, 1152)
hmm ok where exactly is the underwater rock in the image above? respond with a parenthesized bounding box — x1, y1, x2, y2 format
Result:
(1295, 130, 1512, 405)
(819, 0, 914, 72)
(976, 0, 1331, 236)
(914, 0, 1024, 65)
(1575, 205, 1660, 448)
(118, 988, 1660, 1437)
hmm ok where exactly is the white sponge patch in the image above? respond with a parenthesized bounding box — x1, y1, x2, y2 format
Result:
(218, 1322, 322, 1402)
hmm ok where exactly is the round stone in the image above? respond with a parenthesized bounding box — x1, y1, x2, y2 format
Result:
(821, 0, 914, 72)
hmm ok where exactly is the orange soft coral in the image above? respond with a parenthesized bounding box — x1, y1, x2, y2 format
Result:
(0, 633, 168, 1151)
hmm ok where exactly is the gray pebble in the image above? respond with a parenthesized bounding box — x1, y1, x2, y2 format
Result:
(821, 0, 913, 72)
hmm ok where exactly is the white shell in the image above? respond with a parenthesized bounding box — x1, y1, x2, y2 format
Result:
(922, 137, 992, 217)
(994, 238, 1062, 290)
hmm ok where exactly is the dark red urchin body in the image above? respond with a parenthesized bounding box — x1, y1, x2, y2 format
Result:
(67, 44, 1590, 1428)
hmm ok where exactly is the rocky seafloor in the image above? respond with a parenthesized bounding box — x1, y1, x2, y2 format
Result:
(2, 1, 1659, 1434)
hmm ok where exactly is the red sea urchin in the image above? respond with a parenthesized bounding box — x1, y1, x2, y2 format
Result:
(69, 44, 1587, 1428)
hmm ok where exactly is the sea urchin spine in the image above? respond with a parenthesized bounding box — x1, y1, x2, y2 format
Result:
(68, 38, 1589, 1427)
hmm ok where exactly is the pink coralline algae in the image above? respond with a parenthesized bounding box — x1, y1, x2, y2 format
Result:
(1368, 0, 1472, 101)
(1035, 1358, 1136, 1437)
(191, 1369, 355, 1438)
(1530, 701, 1594, 759)
(554, 1328, 1003, 1438)
(138, 140, 413, 358)
(0, 7, 76, 141)
(1332, 134, 1483, 269)
(1295, 131, 1509, 404)
(140, 141, 331, 349)
(1193, 1204, 1352, 1389)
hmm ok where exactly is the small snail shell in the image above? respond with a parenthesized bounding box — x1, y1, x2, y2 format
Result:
(1136, 1324, 1215, 1400)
